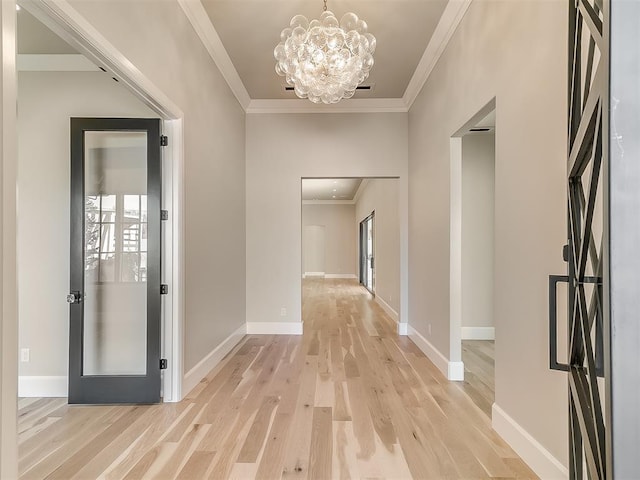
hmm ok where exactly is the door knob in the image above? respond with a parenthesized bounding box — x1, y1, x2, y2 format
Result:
(67, 292, 82, 304)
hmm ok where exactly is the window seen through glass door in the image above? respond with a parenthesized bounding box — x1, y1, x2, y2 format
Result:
(85, 194, 148, 283)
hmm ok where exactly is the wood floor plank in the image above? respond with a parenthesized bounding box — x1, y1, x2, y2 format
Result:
(236, 395, 280, 463)
(308, 407, 332, 479)
(18, 279, 537, 480)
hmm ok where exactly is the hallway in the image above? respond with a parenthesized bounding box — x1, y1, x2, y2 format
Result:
(19, 279, 536, 479)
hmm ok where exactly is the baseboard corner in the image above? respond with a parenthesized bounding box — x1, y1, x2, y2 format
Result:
(397, 322, 408, 336)
(408, 325, 461, 381)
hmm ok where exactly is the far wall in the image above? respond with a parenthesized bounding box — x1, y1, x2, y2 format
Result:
(302, 203, 356, 277)
(355, 179, 400, 314)
(246, 113, 408, 326)
(461, 133, 495, 336)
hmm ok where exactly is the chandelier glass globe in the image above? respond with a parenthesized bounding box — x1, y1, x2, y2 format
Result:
(274, 9, 376, 104)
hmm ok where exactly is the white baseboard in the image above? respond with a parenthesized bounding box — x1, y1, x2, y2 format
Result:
(303, 272, 325, 278)
(375, 295, 399, 322)
(397, 323, 408, 336)
(325, 273, 357, 279)
(183, 324, 246, 396)
(246, 322, 303, 335)
(448, 361, 464, 380)
(408, 325, 464, 381)
(492, 403, 568, 480)
(19, 376, 67, 397)
(461, 326, 495, 340)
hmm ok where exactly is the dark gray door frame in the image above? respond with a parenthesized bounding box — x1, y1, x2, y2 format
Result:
(69, 117, 162, 404)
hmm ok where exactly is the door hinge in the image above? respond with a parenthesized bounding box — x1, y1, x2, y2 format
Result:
(161, 210, 169, 221)
(160, 358, 168, 370)
(161, 284, 169, 295)
(160, 135, 168, 147)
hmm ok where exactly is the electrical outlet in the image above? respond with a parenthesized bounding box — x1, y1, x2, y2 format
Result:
(20, 348, 30, 363)
(280, 307, 287, 317)
(428, 324, 432, 335)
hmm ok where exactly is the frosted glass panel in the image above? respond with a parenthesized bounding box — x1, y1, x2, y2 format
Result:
(83, 131, 147, 376)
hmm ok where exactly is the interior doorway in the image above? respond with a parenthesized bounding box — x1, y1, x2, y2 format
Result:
(15, 5, 182, 407)
(450, 101, 496, 415)
(359, 212, 375, 294)
(300, 177, 400, 325)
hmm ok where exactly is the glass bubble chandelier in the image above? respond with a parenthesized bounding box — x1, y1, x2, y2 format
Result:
(273, 0, 376, 104)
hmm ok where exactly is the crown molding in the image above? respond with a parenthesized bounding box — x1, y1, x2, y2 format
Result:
(246, 98, 408, 114)
(179, 0, 472, 114)
(17, 54, 100, 71)
(352, 178, 370, 204)
(177, 0, 251, 111)
(302, 199, 356, 205)
(403, 0, 472, 109)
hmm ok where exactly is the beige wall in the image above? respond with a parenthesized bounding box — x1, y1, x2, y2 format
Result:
(461, 133, 495, 329)
(246, 113, 407, 325)
(67, 0, 247, 373)
(408, 0, 568, 467)
(17, 71, 155, 379)
(355, 179, 400, 313)
(302, 204, 356, 277)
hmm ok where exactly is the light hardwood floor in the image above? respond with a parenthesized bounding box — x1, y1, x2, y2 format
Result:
(461, 340, 495, 418)
(19, 279, 536, 479)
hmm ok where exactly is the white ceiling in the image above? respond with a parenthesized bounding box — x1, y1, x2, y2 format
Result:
(302, 178, 363, 200)
(200, 0, 449, 100)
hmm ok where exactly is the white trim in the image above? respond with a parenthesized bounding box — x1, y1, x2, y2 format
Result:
(408, 325, 464, 381)
(182, 324, 246, 397)
(304, 272, 325, 278)
(492, 404, 568, 480)
(23, 0, 186, 402)
(18, 376, 67, 398)
(461, 326, 495, 340)
(1, 3, 19, 476)
(17, 53, 99, 71)
(246, 98, 408, 114)
(397, 323, 408, 336)
(176, 0, 250, 110)
(302, 199, 355, 205)
(325, 273, 357, 279)
(375, 295, 399, 322)
(246, 322, 303, 335)
(449, 137, 463, 365)
(161, 119, 185, 402)
(448, 361, 464, 380)
(352, 178, 370, 204)
(403, 0, 472, 108)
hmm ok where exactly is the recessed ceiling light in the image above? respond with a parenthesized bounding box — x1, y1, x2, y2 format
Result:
(16, 4, 21, 10)
(332, 195, 336, 198)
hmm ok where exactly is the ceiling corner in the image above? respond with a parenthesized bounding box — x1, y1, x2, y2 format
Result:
(177, 0, 251, 111)
(403, 0, 473, 109)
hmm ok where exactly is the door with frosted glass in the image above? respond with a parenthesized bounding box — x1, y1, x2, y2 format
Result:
(68, 118, 162, 404)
